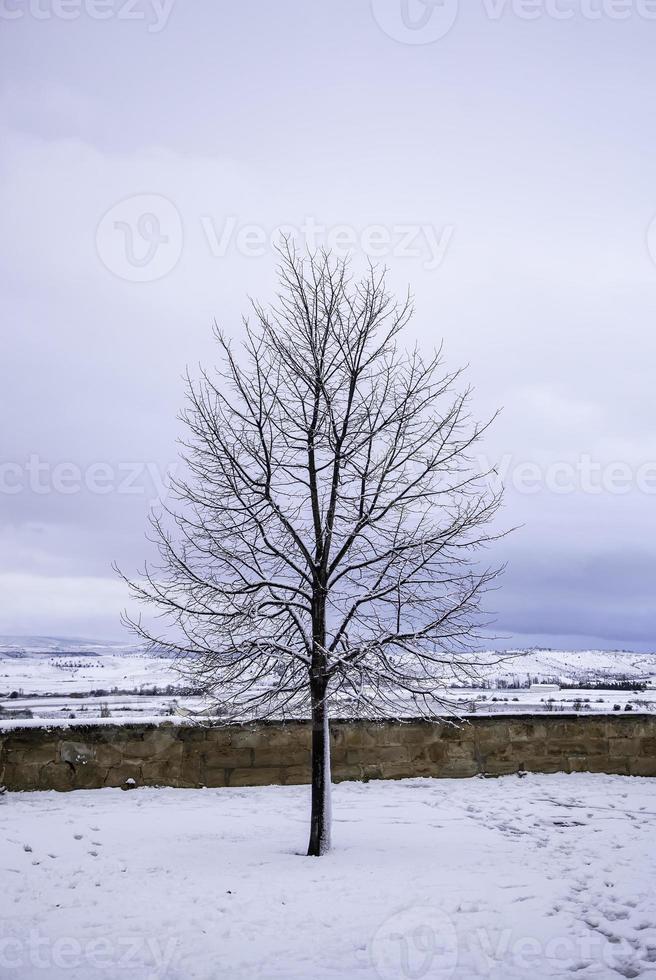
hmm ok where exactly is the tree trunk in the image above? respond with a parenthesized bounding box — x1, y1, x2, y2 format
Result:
(307, 686, 332, 856)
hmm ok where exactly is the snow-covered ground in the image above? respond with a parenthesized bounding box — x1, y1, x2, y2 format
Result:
(1, 774, 655, 979)
(2, 637, 656, 725)
(0, 646, 178, 696)
(480, 648, 656, 687)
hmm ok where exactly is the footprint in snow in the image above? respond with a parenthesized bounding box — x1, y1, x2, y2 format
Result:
(611, 959, 642, 978)
(603, 908, 630, 922)
(568, 959, 593, 972)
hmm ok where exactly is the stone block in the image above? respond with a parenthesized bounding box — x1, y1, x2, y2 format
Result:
(251, 746, 311, 768)
(426, 742, 450, 764)
(545, 738, 607, 757)
(227, 767, 282, 787)
(3, 764, 43, 791)
(60, 741, 96, 765)
(202, 748, 253, 769)
(566, 755, 620, 774)
(176, 726, 208, 743)
(279, 765, 311, 785)
(118, 738, 147, 759)
(179, 745, 203, 786)
(103, 762, 143, 788)
(353, 745, 410, 766)
(442, 743, 478, 764)
(474, 720, 511, 739)
(515, 757, 564, 774)
(608, 738, 641, 759)
(251, 729, 301, 750)
(437, 723, 475, 742)
(362, 765, 384, 781)
(93, 742, 125, 767)
(40, 761, 75, 791)
(201, 729, 238, 751)
(434, 761, 479, 778)
(629, 758, 656, 776)
(359, 724, 392, 748)
(481, 760, 520, 776)
(332, 764, 364, 783)
(506, 719, 545, 741)
(7, 742, 57, 767)
(138, 730, 181, 759)
(330, 725, 360, 749)
(73, 761, 116, 789)
(141, 758, 183, 785)
(396, 723, 438, 746)
(380, 762, 433, 780)
(195, 764, 229, 787)
(605, 717, 654, 738)
(478, 746, 516, 766)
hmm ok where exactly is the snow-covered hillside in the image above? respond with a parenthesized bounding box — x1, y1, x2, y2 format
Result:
(0, 649, 180, 696)
(0, 636, 142, 657)
(480, 648, 656, 686)
(1, 638, 655, 725)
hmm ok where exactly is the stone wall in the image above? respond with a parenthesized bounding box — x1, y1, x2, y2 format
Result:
(1, 714, 655, 792)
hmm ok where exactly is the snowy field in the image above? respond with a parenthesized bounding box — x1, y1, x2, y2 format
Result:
(2, 638, 656, 725)
(1, 774, 655, 979)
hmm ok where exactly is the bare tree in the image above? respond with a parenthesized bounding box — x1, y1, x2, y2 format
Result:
(120, 244, 503, 856)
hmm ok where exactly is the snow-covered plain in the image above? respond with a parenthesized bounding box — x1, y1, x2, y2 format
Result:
(2, 638, 656, 725)
(1, 774, 655, 979)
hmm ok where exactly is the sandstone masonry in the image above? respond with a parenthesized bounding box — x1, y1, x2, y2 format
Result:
(1, 714, 655, 792)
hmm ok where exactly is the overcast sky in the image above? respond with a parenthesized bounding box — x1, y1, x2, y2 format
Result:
(1, 0, 655, 650)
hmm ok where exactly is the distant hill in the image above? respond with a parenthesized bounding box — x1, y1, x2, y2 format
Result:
(1, 637, 655, 685)
(476, 648, 656, 686)
(0, 636, 145, 658)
